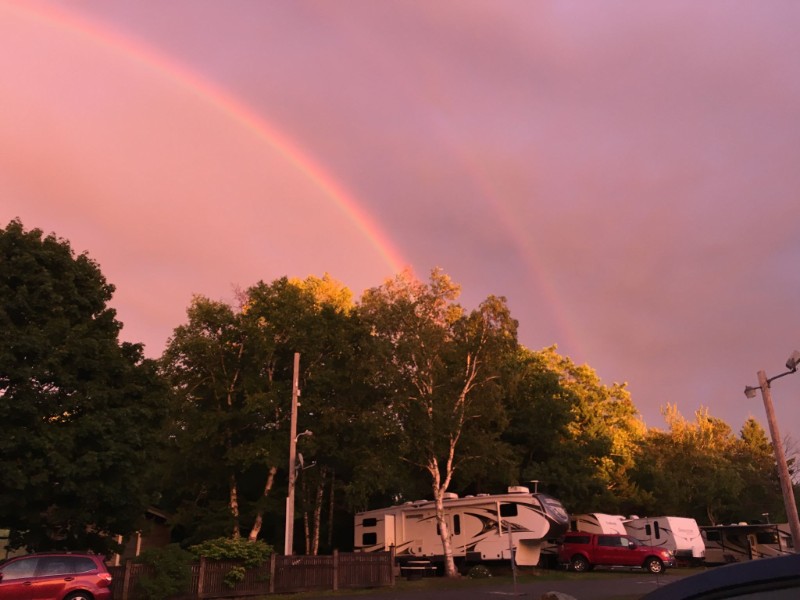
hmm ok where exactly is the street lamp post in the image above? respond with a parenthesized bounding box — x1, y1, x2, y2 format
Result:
(744, 351, 800, 553)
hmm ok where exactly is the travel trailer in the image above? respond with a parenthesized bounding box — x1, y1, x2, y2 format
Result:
(570, 513, 627, 534)
(701, 523, 793, 564)
(624, 516, 705, 563)
(354, 486, 569, 567)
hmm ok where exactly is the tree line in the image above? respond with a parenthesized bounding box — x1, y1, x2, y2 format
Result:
(0, 219, 790, 570)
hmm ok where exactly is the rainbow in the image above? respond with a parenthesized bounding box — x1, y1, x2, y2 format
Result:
(8, 0, 406, 275)
(6, 1, 580, 358)
(444, 142, 584, 357)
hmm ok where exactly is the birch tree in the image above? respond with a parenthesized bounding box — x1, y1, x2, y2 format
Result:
(358, 269, 517, 577)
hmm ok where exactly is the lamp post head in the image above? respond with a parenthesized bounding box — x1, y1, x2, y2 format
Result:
(744, 385, 759, 399)
(786, 351, 800, 372)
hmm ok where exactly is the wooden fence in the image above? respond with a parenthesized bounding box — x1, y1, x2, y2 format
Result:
(110, 550, 395, 599)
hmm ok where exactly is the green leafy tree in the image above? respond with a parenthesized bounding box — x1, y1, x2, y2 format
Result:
(358, 268, 518, 577)
(502, 346, 646, 513)
(245, 275, 367, 554)
(732, 418, 785, 523)
(161, 274, 378, 552)
(630, 405, 774, 524)
(243, 274, 410, 554)
(161, 292, 288, 543)
(0, 219, 168, 552)
(160, 296, 249, 541)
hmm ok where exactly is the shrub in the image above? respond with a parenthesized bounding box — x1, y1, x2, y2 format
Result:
(189, 537, 274, 589)
(134, 544, 194, 600)
(467, 564, 492, 578)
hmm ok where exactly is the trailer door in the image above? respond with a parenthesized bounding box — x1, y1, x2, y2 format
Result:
(385, 515, 395, 548)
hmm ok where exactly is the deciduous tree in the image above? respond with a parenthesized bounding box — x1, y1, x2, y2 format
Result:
(0, 220, 167, 552)
(358, 268, 517, 576)
(502, 346, 646, 513)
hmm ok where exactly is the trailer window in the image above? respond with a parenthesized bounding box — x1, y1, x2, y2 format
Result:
(362, 532, 377, 545)
(437, 517, 461, 536)
(705, 530, 721, 542)
(644, 523, 662, 539)
(362, 518, 377, 527)
(500, 503, 518, 517)
(756, 532, 778, 544)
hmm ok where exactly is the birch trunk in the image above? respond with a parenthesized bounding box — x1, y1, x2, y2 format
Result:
(311, 473, 325, 556)
(248, 465, 278, 542)
(229, 473, 240, 539)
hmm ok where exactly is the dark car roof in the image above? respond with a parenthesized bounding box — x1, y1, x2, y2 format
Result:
(642, 554, 800, 600)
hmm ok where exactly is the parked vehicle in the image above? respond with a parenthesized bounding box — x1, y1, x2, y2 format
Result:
(0, 553, 112, 600)
(701, 522, 793, 564)
(624, 516, 705, 563)
(354, 486, 569, 567)
(539, 512, 628, 568)
(642, 553, 800, 599)
(570, 513, 627, 534)
(558, 532, 675, 574)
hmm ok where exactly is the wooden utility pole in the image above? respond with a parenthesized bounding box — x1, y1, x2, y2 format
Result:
(756, 369, 800, 553)
(284, 352, 300, 555)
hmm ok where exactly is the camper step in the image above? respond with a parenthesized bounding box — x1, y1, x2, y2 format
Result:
(400, 560, 437, 580)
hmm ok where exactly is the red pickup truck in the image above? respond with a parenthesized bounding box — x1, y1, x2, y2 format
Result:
(558, 532, 675, 574)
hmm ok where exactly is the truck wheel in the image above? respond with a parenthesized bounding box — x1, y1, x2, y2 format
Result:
(644, 557, 664, 574)
(571, 555, 591, 572)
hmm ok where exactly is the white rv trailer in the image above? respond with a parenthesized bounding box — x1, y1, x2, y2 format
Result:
(570, 513, 627, 534)
(354, 486, 569, 567)
(701, 523, 793, 564)
(623, 516, 705, 563)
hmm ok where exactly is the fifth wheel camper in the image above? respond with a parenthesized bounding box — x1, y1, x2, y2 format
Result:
(354, 486, 569, 567)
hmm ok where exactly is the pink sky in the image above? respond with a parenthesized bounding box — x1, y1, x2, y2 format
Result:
(3, 0, 800, 447)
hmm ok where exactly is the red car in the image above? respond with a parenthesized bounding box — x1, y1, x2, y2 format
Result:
(0, 553, 112, 600)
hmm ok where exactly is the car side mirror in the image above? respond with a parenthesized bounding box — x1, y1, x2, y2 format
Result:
(628, 542, 636, 549)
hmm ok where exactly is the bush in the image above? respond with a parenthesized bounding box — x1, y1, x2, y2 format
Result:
(189, 537, 274, 589)
(134, 544, 194, 600)
(467, 564, 492, 578)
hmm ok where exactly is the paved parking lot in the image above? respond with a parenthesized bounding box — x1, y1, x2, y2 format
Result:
(293, 570, 694, 600)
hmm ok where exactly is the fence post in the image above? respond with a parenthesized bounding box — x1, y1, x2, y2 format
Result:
(197, 556, 206, 599)
(332, 549, 339, 591)
(121, 560, 133, 600)
(390, 546, 396, 585)
(269, 553, 276, 594)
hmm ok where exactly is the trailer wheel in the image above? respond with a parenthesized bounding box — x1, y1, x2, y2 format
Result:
(571, 555, 591, 572)
(644, 557, 664, 574)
